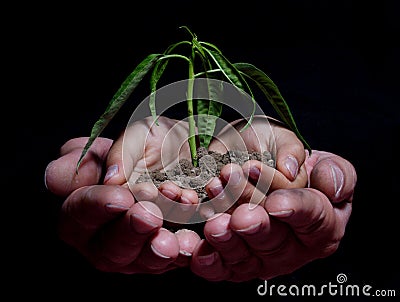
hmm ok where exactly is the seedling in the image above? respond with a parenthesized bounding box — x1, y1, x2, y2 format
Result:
(76, 26, 311, 172)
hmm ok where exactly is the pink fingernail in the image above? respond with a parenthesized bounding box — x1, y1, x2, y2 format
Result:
(151, 244, 171, 259)
(330, 164, 344, 198)
(268, 209, 294, 217)
(104, 164, 118, 183)
(43, 160, 55, 190)
(160, 189, 178, 200)
(284, 156, 299, 179)
(179, 250, 192, 256)
(249, 166, 261, 180)
(235, 222, 262, 235)
(210, 230, 232, 242)
(198, 252, 218, 266)
(105, 203, 129, 214)
(209, 185, 225, 199)
(130, 213, 159, 234)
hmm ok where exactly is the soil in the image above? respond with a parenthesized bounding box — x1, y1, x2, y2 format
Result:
(136, 147, 275, 203)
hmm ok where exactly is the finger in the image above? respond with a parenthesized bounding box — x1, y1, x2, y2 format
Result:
(59, 137, 113, 157)
(242, 159, 308, 196)
(130, 181, 196, 225)
(58, 185, 134, 249)
(157, 181, 182, 223)
(104, 121, 150, 185)
(174, 229, 202, 267)
(91, 201, 164, 271)
(132, 228, 180, 272)
(156, 181, 198, 226)
(265, 188, 351, 255)
(241, 160, 274, 197)
(219, 164, 267, 207)
(180, 188, 200, 205)
(230, 203, 290, 254)
(213, 116, 307, 182)
(191, 239, 231, 281)
(204, 177, 235, 217)
(45, 137, 113, 196)
(173, 188, 201, 224)
(244, 116, 307, 184)
(307, 150, 357, 203)
(273, 125, 307, 181)
(130, 182, 159, 202)
(104, 132, 135, 186)
(203, 213, 250, 265)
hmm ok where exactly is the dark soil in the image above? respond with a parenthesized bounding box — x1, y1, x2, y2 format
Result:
(136, 147, 275, 203)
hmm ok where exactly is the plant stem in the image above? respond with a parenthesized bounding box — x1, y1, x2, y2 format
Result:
(187, 59, 198, 167)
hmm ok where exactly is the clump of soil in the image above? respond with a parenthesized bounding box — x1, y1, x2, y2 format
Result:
(136, 147, 275, 202)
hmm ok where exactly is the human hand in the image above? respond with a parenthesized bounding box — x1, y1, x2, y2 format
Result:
(106, 115, 308, 223)
(104, 116, 205, 224)
(45, 115, 357, 282)
(44, 118, 201, 274)
(190, 118, 357, 281)
(199, 115, 309, 217)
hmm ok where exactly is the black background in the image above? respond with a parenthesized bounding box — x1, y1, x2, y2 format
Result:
(9, 0, 399, 300)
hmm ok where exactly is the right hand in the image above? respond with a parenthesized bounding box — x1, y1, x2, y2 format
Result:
(44, 116, 201, 274)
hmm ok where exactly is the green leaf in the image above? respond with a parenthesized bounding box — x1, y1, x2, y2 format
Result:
(197, 80, 223, 147)
(234, 62, 312, 153)
(149, 59, 169, 125)
(200, 44, 256, 131)
(149, 50, 192, 126)
(201, 43, 244, 90)
(150, 42, 189, 125)
(76, 53, 162, 172)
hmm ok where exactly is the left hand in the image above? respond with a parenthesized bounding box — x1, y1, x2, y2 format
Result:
(198, 115, 309, 217)
(190, 117, 357, 282)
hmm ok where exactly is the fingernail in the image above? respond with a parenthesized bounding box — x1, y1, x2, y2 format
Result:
(179, 250, 192, 256)
(104, 164, 118, 183)
(209, 185, 225, 199)
(151, 244, 171, 259)
(330, 164, 344, 198)
(268, 209, 294, 217)
(43, 161, 54, 190)
(105, 203, 130, 214)
(130, 213, 159, 234)
(235, 222, 262, 235)
(198, 252, 218, 266)
(210, 230, 232, 242)
(160, 189, 178, 200)
(179, 197, 194, 212)
(249, 166, 260, 180)
(284, 156, 298, 179)
(180, 196, 192, 205)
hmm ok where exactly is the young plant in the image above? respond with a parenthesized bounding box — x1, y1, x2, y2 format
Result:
(76, 26, 311, 172)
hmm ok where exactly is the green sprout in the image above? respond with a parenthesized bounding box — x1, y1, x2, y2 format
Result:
(76, 26, 311, 172)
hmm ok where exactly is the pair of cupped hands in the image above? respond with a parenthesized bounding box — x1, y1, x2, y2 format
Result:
(45, 115, 357, 282)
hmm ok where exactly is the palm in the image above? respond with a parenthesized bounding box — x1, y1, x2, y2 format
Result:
(210, 115, 308, 189)
(117, 116, 192, 186)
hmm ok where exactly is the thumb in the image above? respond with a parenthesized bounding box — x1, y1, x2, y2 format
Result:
(104, 124, 146, 185)
(45, 137, 113, 196)
(273, 125, 306, 182)
(306, 150, 357, 203)
(265, 188, 343, 253)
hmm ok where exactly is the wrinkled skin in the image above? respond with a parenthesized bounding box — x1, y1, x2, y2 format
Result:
(45, 116, 356, 280)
